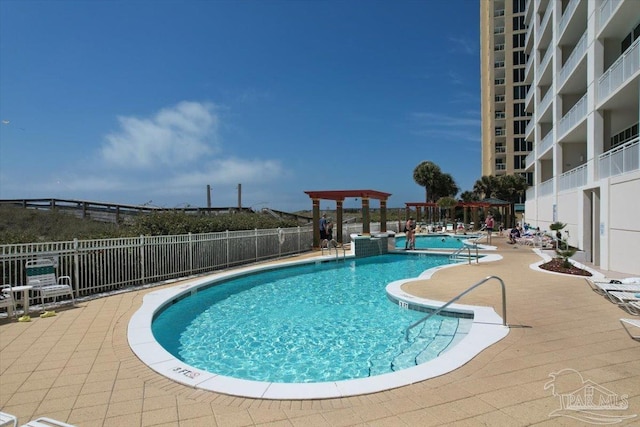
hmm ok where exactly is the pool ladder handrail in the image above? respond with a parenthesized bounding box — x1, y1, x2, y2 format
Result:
(404, 275, 507, 341)
(321, 239, 346, 261)
(449, 242, 479, 265)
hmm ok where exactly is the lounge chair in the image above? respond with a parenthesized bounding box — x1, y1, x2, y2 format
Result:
(619, 319, 640, 342)
(20, 417, 76, 427)
(0, 411, 18, 427)
(25, 259, 75, 311)
(0, 285, 17, 319)
(585, 278, 640, 296)
(605, 291, 640, 314)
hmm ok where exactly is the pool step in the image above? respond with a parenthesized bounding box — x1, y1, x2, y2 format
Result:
(368, 318, 461, 376)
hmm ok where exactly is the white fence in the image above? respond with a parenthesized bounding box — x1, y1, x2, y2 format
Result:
(1, 222, 401, 306)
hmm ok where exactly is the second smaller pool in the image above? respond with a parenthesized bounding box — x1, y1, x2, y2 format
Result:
(396, 234, 479, 250)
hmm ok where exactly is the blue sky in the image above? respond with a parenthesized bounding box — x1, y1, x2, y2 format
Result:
(0, 0, 481, 212)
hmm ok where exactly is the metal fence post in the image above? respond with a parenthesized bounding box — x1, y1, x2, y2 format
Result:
(188, 232, 193, 275)
(140, 235, 146, 285)
(73, 238, 80, 298)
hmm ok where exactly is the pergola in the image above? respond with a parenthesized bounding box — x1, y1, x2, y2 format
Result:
(304, 189, 392, 248)
(404, 198, 512, 228)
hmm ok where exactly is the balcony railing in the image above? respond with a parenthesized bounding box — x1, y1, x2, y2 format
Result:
(496, 112, 506, 119)
(559, 30, 587, 87)
(494, 26, 505, 35)
(494, 9, 505, 17)
(536, 6, 552, 45)
(558, 0, 580, 37)
(599, 137, 640, 179)
(495, 78, 505, 85)
(599, 0, 623, 30)
(558, 163, 588, 192)
(525, 150, 535, 169)
(495, 43, 505, 51)
(538, 178, 554, 197)
(496, 164, 506, 171)
(558, 93, 588, 139)
(494, 61, 505, 68)
(539, 88, 553, 115)
(538, 47, 552, 79)
(495, 128, 506, 136)
(495, 145, 506, 153)
(525, 118, 535, 137)
(495, 94, 505, 102)
(598, 38, 640, 102)
(540, 129, 555, 154)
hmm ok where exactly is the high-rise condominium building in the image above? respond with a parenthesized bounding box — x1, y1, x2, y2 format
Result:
(480, 0, 533, 184)
(523, 0, 639, 274)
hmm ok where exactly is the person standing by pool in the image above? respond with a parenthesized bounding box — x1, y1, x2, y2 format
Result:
(319, 214, 327, 241)
(485, 214, 494, 244)
(405, 217, 415, 250)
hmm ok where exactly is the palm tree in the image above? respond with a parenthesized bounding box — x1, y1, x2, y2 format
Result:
(473, 175, 499, 199)
(436, 196, 458, 223)
(495, 174, 528, 227)
(413, 161, 442, 202)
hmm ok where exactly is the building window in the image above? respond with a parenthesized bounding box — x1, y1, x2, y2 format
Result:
(513, 0, 526, 14)
(514, 137, 533, 152)
(513, 68, 525, 82)
(513, 120, 529, 135)
(513, 33, 525, 48)
(514, 155, 527, 170)
(610, 122, 639, 148)
(514, 102, 527, 117)
(513, 51, 528, 65)
(513, 16, 526, 31)
(513, 85, 529, 99)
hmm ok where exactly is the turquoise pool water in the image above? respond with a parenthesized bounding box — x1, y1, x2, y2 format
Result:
(396, 234, 479, 249)
(152, 253, 466, 383)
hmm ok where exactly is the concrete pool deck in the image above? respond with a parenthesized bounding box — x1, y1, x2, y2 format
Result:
(1, 235, 639, 426)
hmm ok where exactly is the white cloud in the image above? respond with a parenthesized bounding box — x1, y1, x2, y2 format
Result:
(410, 111, 480, 143)
(101, 101, 219, 168)
(172, 158, 284, 187)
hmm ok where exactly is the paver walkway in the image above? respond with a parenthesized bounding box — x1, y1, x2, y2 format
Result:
(1, 236, 639, 426)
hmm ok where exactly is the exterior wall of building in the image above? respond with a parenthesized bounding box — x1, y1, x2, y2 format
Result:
(523, 0, 640, 275)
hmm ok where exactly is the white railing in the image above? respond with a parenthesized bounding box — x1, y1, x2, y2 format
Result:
(495, 61, 505, 68)
(525, 83, 534, 106)
(525, 118, 535, 137)
(496, 164, 506, 171)
(538, 47, 553, 79)
(494, 9, 505, 17)
(495, 26, 505, 35)
(599, 137, 640, 179)
(558, 93, 588, 139)
(558, 163, 588, 191)
(495, 78, 505, 85)
(495, 94, 505, 102)
(539, 88, 553, 114)
(495, 145, 506, 153)
(538, 178, 554, 197)
(598, 38, 640, 102)
(536, 6, 552, 45)
(540, 130, 555, 154)
(495, 43, 505, 51)
(599, 0, 622, 30)
(525, 48, 534, 77)
(496, 128, 506, 136)
(496, 112, 506, 119)
(526, 186, 535, 201)
(558, 0, 580, 36)
(525, 150, 535, 169)
(559, 30, 587, 87)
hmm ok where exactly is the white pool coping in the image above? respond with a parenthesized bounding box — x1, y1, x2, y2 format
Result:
(128, 251, 509, 400)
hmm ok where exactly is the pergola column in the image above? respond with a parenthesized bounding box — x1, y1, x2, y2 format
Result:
(312, 198, 321, 248)
(361, 197, 370, 235)
(336, 200, 344, 243)
(380, 199, 387, 232)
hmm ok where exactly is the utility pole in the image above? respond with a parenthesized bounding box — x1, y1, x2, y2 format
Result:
(206, 185, 211, 210)
(237, 183, 242, 211)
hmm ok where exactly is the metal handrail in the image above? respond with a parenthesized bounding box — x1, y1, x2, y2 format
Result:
(405, 275, 507, 341)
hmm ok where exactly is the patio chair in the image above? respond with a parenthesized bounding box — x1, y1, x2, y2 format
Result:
(0, 284, 17, 319)
(585, 278, 640, 296)
(0, 411, 18, 427)
(25, 259, 75, 311)
(20, 417, 76, 427)
(605, 291, 640, 314)
(619, 319, 640, 342)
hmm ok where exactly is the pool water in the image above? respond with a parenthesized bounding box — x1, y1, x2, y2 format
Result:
(396, 234, 479, 249)
(152, 254, 467, 383)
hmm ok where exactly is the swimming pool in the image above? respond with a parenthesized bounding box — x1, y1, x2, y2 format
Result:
(396, 234, 481, 249)
(129, 250, 508, 399)
(152, 254, 464, 384)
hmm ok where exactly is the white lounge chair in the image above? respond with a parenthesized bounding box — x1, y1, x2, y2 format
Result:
(585, 278, 640, 296)
(0, 411, 18, 427)
(619, 319, 640, 342)
(606, 291, 640, 314)
(20, 417, 75, 427)
(0, 285, 17, 319)
(25, 259, 75, 311)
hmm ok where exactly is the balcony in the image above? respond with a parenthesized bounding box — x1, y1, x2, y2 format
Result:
(558, 94, 588, 139)
(495, 78, 505, 85)
(495, 145, 506, 153)
(495, 43, 505, 52)
(598, 38, 639, 103)
(496, 163, 506, 171)
(558, 0, 580, 37)
(495, 128, 506, 136)
(494, 9, 505, 17)
(495, 112, 506, 119)
(525, 118, 535, 139)
(599, 137, 639, 179)
(494, 61, 505, 68)
(539, 130, 554, 155)
(494, 26, 505, 35)
(538, 47, 553, 81)
(558, 163, 588, 192)
(525, 151, 535, 170)
(538, 178, 554, 197)
(495, 94, 505, 103)
(536, 6, 552, 46)
(559, 31, 587, 88)
(539, 88, 553, 116)
(599, 0, 623, 30)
